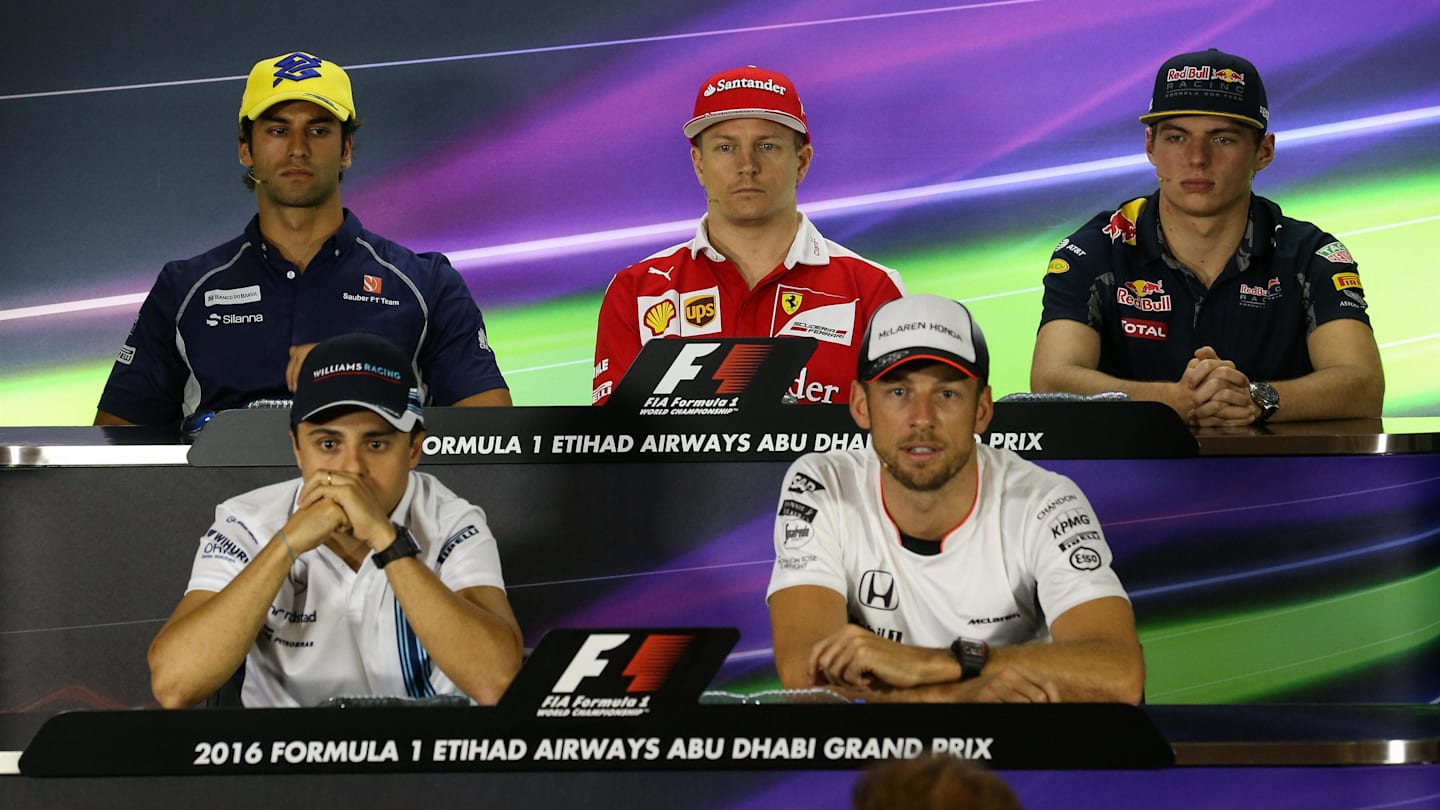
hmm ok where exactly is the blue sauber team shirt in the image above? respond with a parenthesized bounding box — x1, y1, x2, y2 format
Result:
(98, 210, 506, 424)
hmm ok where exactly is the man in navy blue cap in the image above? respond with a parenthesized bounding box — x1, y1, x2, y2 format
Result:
(148, 332, 523, 708)
(96, 51, 511, 429)
(1033, 49, 1383, 426)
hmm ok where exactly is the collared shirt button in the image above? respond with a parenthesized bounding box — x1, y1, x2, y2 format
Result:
(287, 270, 296, 279)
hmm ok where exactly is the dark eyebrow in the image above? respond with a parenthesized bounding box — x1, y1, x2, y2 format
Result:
(1157, 121, 1244, 138)
(257, 110, 338, 128)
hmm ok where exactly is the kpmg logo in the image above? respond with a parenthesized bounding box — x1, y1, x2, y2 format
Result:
(272, 52, 325, 86)
(858, 569, 898, 611)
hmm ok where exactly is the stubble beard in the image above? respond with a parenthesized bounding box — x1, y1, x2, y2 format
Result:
(877, 444, 968, 493)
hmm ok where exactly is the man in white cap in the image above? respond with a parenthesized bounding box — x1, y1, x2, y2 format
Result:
(97, 51, 511, 430)
(592, 66, 905, 406)
(1032, 48, 1383, 426)
(768, 295, 1143, 703)
(148, 333, 523, 707)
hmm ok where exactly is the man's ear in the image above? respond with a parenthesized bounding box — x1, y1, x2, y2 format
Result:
(690, 143, 705, 186)
(849, 380, 872, 430)
(408, 430, 425, 469)
(239, 139, 253, 168)
(795, 142, 814, 184)
(973, 385, 994, 435)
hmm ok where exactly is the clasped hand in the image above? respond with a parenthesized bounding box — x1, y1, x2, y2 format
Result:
(282, 471, 395, 555)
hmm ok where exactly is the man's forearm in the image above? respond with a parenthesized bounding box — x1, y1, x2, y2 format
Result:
(985, 638, 1144, 704)
(148, 538, 295, 707)
(383, 560, 524, 705)
(1269, 364, 1384, 421)
(1033, 365, 1187, 416)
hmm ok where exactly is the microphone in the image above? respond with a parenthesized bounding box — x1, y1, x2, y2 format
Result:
(247, 169, 265, 185)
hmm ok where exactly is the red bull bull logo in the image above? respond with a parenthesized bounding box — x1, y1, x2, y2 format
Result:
(1125, 280, 1164, 297)
(1102, 210, 1137, 243)
(1213, 68, 1245, 85)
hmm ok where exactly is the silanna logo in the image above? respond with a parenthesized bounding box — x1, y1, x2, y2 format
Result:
(538, 633, 694, 718)
(206, 312, 265, 327)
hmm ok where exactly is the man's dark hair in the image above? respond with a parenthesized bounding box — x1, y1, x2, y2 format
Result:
(240, 116, 362, 191)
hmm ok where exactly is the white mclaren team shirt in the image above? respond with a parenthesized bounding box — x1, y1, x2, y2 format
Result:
(766, 445, 1129, 649)
(187, 470, 507, 707)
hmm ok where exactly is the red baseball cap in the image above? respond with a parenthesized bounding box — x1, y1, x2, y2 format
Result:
(683, 66, 808, 142)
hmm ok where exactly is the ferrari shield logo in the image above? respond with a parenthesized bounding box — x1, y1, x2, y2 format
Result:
(781, 292, 803, 316)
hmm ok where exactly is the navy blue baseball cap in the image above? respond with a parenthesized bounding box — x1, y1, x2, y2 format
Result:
(1140, 48, 1269, 132)
(291, 333, 423, 431)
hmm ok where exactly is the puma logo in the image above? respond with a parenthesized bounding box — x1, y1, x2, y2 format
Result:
(647, 266, 674, 281)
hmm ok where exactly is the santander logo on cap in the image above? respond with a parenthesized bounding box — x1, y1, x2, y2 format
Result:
(703, 76, 789, 97)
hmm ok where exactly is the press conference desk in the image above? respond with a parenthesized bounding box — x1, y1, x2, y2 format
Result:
(2, 405, 1438, 808)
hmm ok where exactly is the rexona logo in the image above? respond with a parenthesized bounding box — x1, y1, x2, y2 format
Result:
(538, 633, 693, 718)
(206, 312, 265, 327)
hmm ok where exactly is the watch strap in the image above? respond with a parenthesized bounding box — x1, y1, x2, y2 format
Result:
(372, 524, 421, 569)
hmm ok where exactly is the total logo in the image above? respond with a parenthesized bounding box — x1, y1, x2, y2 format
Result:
(206, 312, 265, 327)
(1121, 317, 1168, 341)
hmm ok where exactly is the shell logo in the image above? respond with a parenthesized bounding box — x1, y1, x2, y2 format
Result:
(644, 299, 677, 336)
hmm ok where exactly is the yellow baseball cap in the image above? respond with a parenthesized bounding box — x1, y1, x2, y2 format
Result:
(239, 52, 355, 124)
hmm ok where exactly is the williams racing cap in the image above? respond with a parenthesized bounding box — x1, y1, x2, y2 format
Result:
(1140, 48, 1268, 132)
(239, 51, 356, 124)
(683, 65, 809, 142)
(291, 333, 423, 432)
(857, 295, 990, 386)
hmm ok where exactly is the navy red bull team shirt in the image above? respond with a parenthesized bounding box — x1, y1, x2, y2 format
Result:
(1039, 192, 1371, 384)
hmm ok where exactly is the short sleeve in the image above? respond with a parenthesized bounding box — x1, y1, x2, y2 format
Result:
(766, 455, 850, 601)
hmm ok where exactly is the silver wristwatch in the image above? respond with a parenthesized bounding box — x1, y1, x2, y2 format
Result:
(1249, 381, 1280, 423)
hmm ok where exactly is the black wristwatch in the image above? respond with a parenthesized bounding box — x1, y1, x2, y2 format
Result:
(1249, 381, 1280, 424)
(950, 637, 989, 679)
(372, 524, 421, 569)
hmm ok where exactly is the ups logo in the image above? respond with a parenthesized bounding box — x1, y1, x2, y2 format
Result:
(683, 294, 717, 328)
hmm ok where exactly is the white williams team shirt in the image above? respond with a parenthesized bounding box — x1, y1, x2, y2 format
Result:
(766, 445, 1128, 648)
(187, 470, 507, 707)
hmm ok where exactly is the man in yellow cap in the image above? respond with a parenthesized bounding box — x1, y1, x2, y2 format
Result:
(96, 52, 511, 429)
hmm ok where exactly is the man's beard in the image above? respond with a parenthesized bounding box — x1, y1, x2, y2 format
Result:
(877, 443, 968, 493)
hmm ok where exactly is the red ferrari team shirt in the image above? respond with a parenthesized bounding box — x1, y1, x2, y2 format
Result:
(592, 213, 905, 405)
